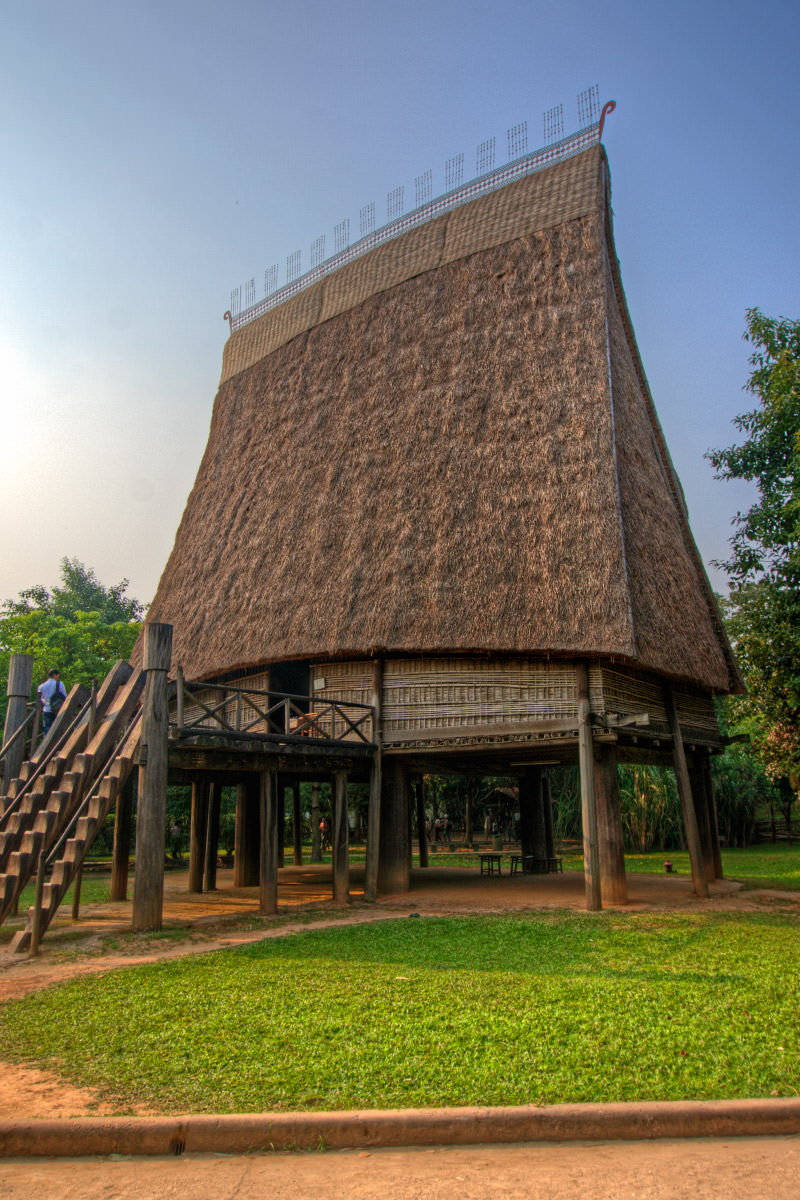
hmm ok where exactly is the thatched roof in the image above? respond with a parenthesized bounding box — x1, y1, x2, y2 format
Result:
(140, 144, 740, 694)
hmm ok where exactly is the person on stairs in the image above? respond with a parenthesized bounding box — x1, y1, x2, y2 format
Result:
(37, 668, 66, 734)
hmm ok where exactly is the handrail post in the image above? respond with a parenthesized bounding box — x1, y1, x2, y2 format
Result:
(283, 697, 290, 735)
(71, 865, 83, 921)
(29, 848, 46, 957)
(2, 654, 34, 802)
(236, 689, 242, 734)
(87, 681, 98, 743)
(176, 665, 185, 730)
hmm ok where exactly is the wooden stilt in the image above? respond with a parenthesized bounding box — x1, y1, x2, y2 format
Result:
(542, 771, 556, 860)
(132, 623, 172, 932)
(594, 748, 627, 905)
(364, 659, 383, 901)
(71, 866, 83, 920)
(703, 752, 724, 880)
(310, 783, 322, 863)
(110, 774, 134, 901)
(417, 777, 429, 867)
(663, 684, 709, 898)
(689, 754, 716, 881)
(234, 776, 260, 886)
(576, 661, 602, 911)
(332, 770, 350, 905)
(204, 783, 220, 891)
(292, 781, 303, 865)
(378, 757, 410, 894)
(519, 769, 547, 859)
(259, 767, 278, 915)
(188, 780, 210, 893)
(277, 781, 285, 869)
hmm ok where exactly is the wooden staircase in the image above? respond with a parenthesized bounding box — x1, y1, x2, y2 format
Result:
(0, 660, 145, 942)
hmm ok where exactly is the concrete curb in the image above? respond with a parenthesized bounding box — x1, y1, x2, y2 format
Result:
(2, 1099, 800, 1158)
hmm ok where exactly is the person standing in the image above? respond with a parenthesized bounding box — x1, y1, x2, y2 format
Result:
(37, 669, 66, 734)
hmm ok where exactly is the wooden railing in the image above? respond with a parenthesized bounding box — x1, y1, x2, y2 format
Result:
(172, 673, 375, 746)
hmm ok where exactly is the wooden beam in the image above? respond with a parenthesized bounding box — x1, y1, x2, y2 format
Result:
(259, 767, 278, 915)
(188, 780, 210, 893)
(663, 684, 709, 898)
(594, 748, 627, 905)
(132, 623, 172, 932)
(310, 782, 322, 863)
(332, 770, 350, 905)
(542, 770, 556, 860)
(576, 662, 602, 911)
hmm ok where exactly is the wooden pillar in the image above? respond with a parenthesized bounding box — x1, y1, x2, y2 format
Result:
(188, 780, 210, 893)
(519, 769, 546, 859)
(378, 756, 410, 894)
(542, 771, 556, 860)
(332, 770, 350, 905)
(234, 776, 261, 886)
(310, 783, 322, 863)
(364, 659, 383, 902)
(277, 779, 285, 868)
(416, 778, 429, 868)
(204, 783, 220, 891)
(703, 752, 724, 880)
(690, 748, 714, 883)
(292, 781, 303, 865)
(663, 684, 709, 898)
(259, 766, 278, 915)
(594, 748, 627, 905)
(110, 774, 134, 901)
(2, 654, 33, 801)
(132, 622, 172, 932)
(576, 661, 602, 911)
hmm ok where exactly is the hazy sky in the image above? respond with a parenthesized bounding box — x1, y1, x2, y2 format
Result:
(1, 0, 797, 609)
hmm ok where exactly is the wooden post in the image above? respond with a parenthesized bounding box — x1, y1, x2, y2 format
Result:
(594, 748, 627, 905)
(417, 777, 429, 867)
(663, 684, 709, 898)
(259, 767, 278, 915)
(703, 752, 724, 880)
(132, 622, 172, 932)
(332, 770, 350, 905)
(2, 654, 34, 801)
(277, 781, 285, 869)
(310, 783, 322, 863)
(364, 659, 383, 901)
(204, 783, 220, 891)
(518, 769, 546, 859)
(110, 774, 135, 901)
(176, 665, 185, 730)
(29, 848, 46, 957)
(188, 780, 210, 893)
(378, 757, 410, 894)
(28, 702, 41, 760)
(234, 776, 260, 886)
(292, 781, 303, 865)
(688, 754, 715, 881)
(542, 771, 556, 859)
(576, 661, 602, 911)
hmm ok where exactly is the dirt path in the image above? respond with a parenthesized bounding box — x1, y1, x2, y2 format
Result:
(1, 865, 798, 1121)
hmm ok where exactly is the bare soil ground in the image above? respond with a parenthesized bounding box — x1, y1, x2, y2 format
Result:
(1, 863, 798, 1121)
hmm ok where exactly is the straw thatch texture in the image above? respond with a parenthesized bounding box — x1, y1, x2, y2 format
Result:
(141, 143, 737, 696)
(221, 147, 604, 384)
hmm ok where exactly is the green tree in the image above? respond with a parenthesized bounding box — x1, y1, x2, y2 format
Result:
(708, 309, 800, 806)
(0, 558, 145, 720)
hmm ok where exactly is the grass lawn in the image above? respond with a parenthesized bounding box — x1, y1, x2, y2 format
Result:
(558, 845, 800, 891)
(1, 910, 798, 1113)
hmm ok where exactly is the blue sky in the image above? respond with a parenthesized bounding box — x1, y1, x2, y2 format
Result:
(1, 0, 797, 606)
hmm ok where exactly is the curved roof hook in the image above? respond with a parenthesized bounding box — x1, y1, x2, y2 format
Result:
(598, 100, 616, 141)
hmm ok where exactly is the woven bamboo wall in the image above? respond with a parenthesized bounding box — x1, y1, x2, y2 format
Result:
(310, 657, 719, 746)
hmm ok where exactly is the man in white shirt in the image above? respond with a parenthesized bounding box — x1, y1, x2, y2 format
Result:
(37, 669, 66, 734)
